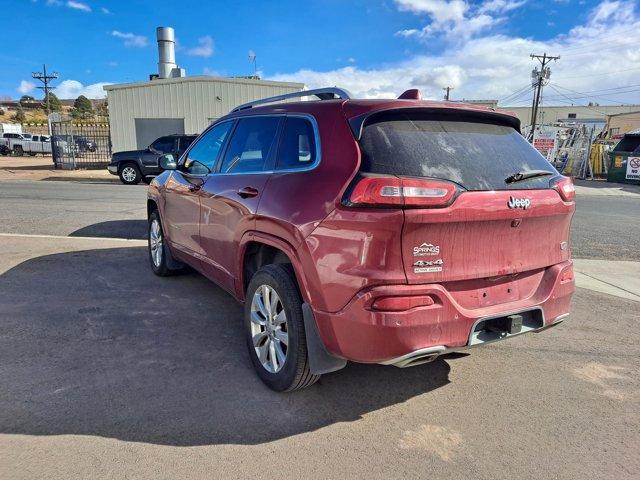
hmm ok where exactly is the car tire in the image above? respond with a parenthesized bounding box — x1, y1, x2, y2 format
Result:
(244, 264, 320, 392)
(142, 176, 153, 185)
(148, 210, 184, 276)
(13, 145, 23, 156)
(119, 163, 142, 185)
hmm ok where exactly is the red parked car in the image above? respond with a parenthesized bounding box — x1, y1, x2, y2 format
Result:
(146, 88, 576, 391)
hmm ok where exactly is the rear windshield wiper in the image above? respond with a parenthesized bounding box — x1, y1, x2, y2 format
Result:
(505, 170, 554, 184)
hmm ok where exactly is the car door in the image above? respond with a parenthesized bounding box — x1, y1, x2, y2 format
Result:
(163, 122, 234, 262)
(199, 116, 282, 292)
(141, 136, 175, 174)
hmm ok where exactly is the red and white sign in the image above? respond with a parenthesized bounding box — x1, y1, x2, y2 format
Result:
(627, 157, 640, 180)
(533, 129, 557, 157)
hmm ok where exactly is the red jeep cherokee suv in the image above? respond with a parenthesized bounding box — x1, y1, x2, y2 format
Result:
(147, 88, 575, 391)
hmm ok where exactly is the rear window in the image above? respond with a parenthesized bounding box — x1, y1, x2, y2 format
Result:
(359, 112, 558, 190)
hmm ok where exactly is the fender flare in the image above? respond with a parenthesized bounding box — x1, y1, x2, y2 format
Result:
(237, 231, 313, 304)
(238, 232, 347, 375)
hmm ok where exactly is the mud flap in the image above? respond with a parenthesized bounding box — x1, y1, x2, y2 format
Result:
(163, 241, 184, 270)
(302, 303, 347, 375)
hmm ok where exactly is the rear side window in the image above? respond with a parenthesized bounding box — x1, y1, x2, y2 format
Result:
(151, 136, 175, 154)
(177, 136, 195, 156)
(359, 112, 558, 190)
(276, 117, 317, 170)
(220, 117, 281, 174)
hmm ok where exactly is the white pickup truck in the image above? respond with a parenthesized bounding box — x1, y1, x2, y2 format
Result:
(0, 133, 56, 156)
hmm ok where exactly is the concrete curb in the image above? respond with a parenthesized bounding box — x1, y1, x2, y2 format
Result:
(573, 258, 640, 302)
(41, 176, 121, 184)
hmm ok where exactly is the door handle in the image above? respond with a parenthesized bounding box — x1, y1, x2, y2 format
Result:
(237, 186, 259, 198)
(188, 183, 202, 192)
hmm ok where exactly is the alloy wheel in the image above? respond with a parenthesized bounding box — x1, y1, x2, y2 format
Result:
(122, 166, 137, 183)
(250, 285, 289, 373)
(149, 218, 163, 267)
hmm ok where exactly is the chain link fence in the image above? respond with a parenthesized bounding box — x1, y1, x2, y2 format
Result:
(51, 119, 111, 169)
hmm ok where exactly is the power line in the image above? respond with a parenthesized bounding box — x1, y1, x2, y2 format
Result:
(498, 84, 532, 103)
(554, 66, 640, 80)
(554, 83, 640, 94)
(501, 87, 535, 106)
(551, 83, 637, 105)
(546, 85, 608, 114)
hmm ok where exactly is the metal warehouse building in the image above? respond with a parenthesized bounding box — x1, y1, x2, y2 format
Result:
(104, 76, 303, 152)
(104, 27, 303, 153)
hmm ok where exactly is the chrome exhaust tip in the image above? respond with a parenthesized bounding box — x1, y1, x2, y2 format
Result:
(380, 346, 447, 368)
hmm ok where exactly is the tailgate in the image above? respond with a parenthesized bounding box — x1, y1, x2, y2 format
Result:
(402, 189, 574, 284)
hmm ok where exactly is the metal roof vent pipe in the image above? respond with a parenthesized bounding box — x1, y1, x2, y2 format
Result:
(156, 26, 185, 79)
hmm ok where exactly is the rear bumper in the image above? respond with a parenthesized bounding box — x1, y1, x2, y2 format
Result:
(313, 261, 575, 364)
(107, 164, 118, 175)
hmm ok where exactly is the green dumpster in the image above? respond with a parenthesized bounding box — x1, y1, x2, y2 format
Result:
(607, 132, 640, 185)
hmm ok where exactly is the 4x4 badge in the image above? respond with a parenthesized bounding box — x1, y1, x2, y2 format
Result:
(507, 196, 531, 209)
(413, 258, 443, 273)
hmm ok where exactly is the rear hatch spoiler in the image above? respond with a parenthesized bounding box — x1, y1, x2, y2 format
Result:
(347, 106, 522, 141)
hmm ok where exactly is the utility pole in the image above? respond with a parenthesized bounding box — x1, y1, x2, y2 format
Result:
(443, 86, 453, 101)
(528, 53, 559, 141)
(32, 64, 59, 116)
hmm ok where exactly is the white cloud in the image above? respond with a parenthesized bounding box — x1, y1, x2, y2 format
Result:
(479, 0, 527, 14)
(17, 80, 36, 95)
(395, 0, 468, 23)
(111, 30, 148, 48)
(395, 0, 525, 41)
(66, 1, 91, 12)
(270, 0, 640, 105)
(184, 36, 214, 57)
(101, 6, 111, 14)
(54, 80, 111, 99)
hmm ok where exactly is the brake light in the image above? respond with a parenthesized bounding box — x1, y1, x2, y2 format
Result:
(560, 265, 574, 283)
(347, 176, 457, 208)
(372, 295, 435, 312)
(552, 176, 575, 202)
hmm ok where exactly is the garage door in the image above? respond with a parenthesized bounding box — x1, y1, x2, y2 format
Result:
(134, 118, 185, 149)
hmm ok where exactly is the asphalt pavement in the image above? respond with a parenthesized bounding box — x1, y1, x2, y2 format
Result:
(0, 180, 638, 480)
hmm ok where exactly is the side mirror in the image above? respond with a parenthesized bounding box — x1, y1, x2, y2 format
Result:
(159, 154, 177, 170)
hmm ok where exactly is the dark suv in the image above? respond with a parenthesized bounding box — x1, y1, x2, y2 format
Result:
(108, 134, 196, 184)
(146, 88, 575, 391)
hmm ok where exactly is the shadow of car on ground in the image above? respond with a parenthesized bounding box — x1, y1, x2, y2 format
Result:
(70, 220, 147, 240)
(0, 246, 451, 446)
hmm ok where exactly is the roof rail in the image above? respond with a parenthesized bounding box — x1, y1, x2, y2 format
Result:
(231, 87, 352, 112)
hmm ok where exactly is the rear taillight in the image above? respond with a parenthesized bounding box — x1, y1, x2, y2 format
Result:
(560, 265, 574, 283)
(346, 175, 457, 208)
(552, 176, 576, 202)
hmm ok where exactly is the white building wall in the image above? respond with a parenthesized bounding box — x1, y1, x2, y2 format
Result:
(105, 76, 304, 152)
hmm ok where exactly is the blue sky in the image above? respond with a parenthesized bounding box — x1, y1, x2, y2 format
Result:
(4, 0, 640, 105)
